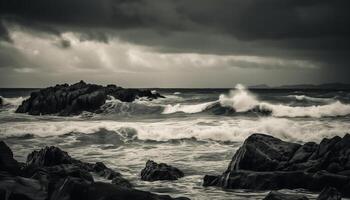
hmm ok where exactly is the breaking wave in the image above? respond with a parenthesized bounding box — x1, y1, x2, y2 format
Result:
(162, 101, 216, 114)
(287, 95, 333, 103)
(0, 96, 27, 107)
(1, 118, 349, 143)
(158, 84, 350, 118)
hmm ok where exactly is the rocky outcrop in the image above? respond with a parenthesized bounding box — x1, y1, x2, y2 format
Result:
(141, 160, 184, 181)
(203, 133, 350, 197)
(0, 141, 189, 200)
(16, 81, 164, 116)
(263, 191, 309, 200)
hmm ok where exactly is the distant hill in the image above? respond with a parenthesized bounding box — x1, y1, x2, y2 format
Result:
(248, 83, 350, 90)
(249, 84, 270, 89)
(278, 83, 350, 89)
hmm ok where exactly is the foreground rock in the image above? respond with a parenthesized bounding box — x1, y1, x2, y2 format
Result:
(0, 141, 189, 200)
(0, 141, 21, 175)
(263, 191, 308, 200)
(141, 160, 184, 181)
(317, 187, 341, 200)
(203, 133, 350, 197)
(16, 80, 164, 116)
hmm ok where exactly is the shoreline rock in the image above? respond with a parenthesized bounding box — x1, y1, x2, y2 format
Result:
(0, 141, 189, 200)
(263, 191, 308, 200)
(16, 80, 164, 116)
(141, 160, 184, 181)
(203, 133, 350, 197)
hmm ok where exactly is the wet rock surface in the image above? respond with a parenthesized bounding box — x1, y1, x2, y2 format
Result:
(263, 191, 309, 200)
(203, 133, 350, 197)
(141, 160, 184, 181)
(316, 187, 342, 200)
(0, 141, 189, 200)
(16, 80, 164, 116)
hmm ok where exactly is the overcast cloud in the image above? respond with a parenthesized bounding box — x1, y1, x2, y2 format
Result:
(0, 0, 349, 87)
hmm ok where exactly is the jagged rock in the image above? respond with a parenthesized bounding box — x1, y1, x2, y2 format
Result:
(16, 81, 164, 116)
(141, 160, 184, 181)
(263, 191, 309, 200)
(204, 133, 350, 197)
(317, 187, 342, 200)
(26, 146, 75, 167)
(0, 141, 21, 175)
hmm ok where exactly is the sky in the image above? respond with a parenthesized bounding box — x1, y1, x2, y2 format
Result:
(0, 0, 350, 88)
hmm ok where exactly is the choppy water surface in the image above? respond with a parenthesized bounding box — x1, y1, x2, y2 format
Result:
(1, 85, 350, 199)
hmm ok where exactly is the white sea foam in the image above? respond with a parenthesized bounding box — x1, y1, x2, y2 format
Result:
(157, 84, 350, 117)
(0, 117, 349, 143)
(258, 101, 350, 118)
(217, 84, 350, 118)
(162, 101, 216, 114)
(0, 96, 27, 107)
(287, 95, 333, 103)
(219, 84, 259, 112)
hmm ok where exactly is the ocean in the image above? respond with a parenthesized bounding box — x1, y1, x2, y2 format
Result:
(1, 84, 350, 200)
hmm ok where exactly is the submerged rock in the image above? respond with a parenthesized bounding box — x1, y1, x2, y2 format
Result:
(203, 133, 350, 197)
(317, 187, 342, 200)
(263, 191, 309, 200)
(141, 160, 184, 181)
(16, 80, 164, 116)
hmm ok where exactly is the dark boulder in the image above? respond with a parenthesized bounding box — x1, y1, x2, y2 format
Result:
(0, 141, 21, 175)
(25, 145, 132, 188)
(204, 133, 350, 197)
(225, 134, 301, 172)
(141, 160, 184, 181)
(16, 81, 164, 116)
(317, 187, 342, 200)
(263, 191, 309, 200)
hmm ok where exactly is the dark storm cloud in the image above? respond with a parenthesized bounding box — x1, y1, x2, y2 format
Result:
(0, 0, 350, 86)
(1, 0, 350, 39)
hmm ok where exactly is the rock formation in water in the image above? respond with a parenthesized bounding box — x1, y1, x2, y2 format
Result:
(16, 80, 164, 116)
(141, 160, 184, 181)
(203, 133, 350, 197)
(0, 141, 189, 200)
(263, 191, 309, 200)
